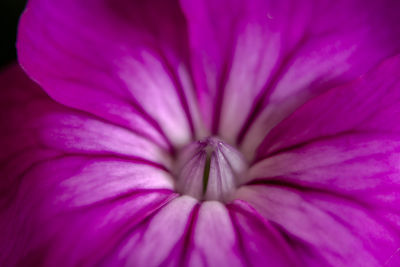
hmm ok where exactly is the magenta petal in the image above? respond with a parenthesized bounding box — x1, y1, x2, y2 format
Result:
(18, 0, 206, 147)
(257, 54, 400, 159)
(183, 201, 246, 266)
(241, 59, 400, 264)
(0, 65, 171, 170)
(228, 200, 298, 267)
(235, 185, 400, 266)
(242, 55, 400, 264)
(248, 134, 400, 220)
(100, 196, 198, 266)
(3, 191, 174, 266)
(0, 64, 177, 265)
(181, 0, 400, 152)
(102, 199, 250, 266)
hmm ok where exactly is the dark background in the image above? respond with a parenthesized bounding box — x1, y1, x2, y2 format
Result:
(0, 0, 27, 69)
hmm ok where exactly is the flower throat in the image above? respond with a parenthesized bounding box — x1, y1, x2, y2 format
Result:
(174, 137, 247, 202)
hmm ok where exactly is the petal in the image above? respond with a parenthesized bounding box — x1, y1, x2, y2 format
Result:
(0, 65, 176, 265)
(18, 0, 206, 147)
(100, 196, 198, 267)
(0, 65, 172, 173)
(183, 201, 245, 267)
(243, 57, 400, 263)
(102, 199, 249, 267)
(227, 200, 298, 267)
(180, 0, 400, 155)
(248, 135, 400, 218)
(3, 189, 175, 266)
(235, 185, 400, 266)
(256, 54, 400, 159)
(242, 118, 400, 265)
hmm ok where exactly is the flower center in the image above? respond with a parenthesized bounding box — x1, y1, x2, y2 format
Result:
(174, 137, 247, 202)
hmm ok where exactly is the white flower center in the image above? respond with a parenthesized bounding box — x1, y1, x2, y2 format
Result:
(174, 137, 247, 202)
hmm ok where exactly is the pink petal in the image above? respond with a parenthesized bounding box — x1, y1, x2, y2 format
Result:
(4, 191, 175, 266)
(235, 185, 400, 266)
(238, 53, 400, 265)
(180, 0, 400, 156)
(248, 134, 400, 221)
(18, 0, 206, 148)
(102, 199, 252, 267)
(0, 64, 177, 265)
(0, 65, 172, 171)
(256, 54, 400, 159)
(100, 196, 198, 266)
(227, 200, 299, 267)
(183, 201, 245, 266)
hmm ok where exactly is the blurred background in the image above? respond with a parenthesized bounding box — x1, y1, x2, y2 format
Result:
(0, 0, 27, 69)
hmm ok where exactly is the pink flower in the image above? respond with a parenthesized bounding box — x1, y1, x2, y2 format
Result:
(2, 0, 400, 266)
